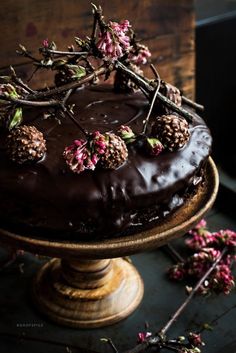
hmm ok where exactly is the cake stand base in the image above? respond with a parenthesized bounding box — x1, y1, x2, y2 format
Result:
(32, 257, 144, 328)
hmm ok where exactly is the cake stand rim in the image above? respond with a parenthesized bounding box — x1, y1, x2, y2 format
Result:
(0, 157, 219, 258)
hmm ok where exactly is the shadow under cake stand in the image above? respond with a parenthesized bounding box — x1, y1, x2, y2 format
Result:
(0, 157, 219, 328)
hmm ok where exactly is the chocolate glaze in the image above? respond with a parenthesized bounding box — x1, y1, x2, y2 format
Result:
(0, 85, 212, 240)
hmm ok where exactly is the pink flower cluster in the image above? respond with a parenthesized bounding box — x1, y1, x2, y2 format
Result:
(97, 20, 131, 60)
(129, 44, 151, 65)
(168, 219, 236, 295)
(188, 332, 204, 348)
(63, 131, 107, 174)
(186, 221, 236, 251)
(137, 331, 152, 343)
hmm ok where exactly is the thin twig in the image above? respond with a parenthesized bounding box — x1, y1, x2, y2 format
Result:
(162, 244, 185, 263)
(10, 66, 35, 94)
(160, 247, 227, 336)
(107, 338, 119, 353)
(150, 64, 160, 81)
(0, 95, 59, 107)
(142, 64, 161, 134)
(124, 247, 227, 353)
(91, 4, 99, 42)
(199, 303, 236, 333)
(182, 96, 204, 112)
(116, 61, 194, 123)
(142, 83, 160, 134)
(62, 88, 73, 106)
(17, 47, 41, 63)
(61, 106, 88, 137)
(43, 49, 88, 56)
(27, 66, 40, 82)
(27, 66, 106, 99)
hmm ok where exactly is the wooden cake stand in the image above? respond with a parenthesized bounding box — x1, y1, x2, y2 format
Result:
(0, 158, 219, 328)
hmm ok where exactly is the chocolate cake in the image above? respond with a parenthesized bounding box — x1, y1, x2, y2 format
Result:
(0, 5, 213, 241)
(0, 84, 212, 240)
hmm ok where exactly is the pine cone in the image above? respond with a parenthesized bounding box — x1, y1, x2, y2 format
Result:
(100, 133, 128, 169)
(54, 70, 71, 86)
(54, 65, 86, 86)
(163, 83, 182, 107)
(114, 64, 144, 93)
(7, 125, 46, 164)
(152, 115, 190, 151)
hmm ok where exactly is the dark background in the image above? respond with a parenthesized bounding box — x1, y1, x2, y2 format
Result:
(196, 0, 236, 178)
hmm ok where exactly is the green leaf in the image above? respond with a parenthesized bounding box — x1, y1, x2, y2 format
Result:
(9, 107, 22, 130)
(71, 65, 86, 79)
(8, 85, 19, 99)
(53, 59, 67, 68)
(74, 37, 84, 47)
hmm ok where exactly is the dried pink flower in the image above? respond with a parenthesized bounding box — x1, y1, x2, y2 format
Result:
(137, 331, 152, 343)
(209, 264, 235, 294)
(129, 44, 151, 65)
(187, 224, 236, 252)
(188, 332, 204, 347)
(168, 264, 186, 281)
(42, 39, 49, 48)
(63, 139, 94, 174)
(186, 231, 215, 251)
(91, 130, 107, 155)
(212, 229, 236, 248)
(194, 219, 207, 230)
(97, 20, 131, 60)
(63, 131, 107, 174)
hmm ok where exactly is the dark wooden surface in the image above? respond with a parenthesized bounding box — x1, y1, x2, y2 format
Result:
(0, 187, 236, 353)
(0, 0, 195, 98)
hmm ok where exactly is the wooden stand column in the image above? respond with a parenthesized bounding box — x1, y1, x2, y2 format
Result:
(32, 257, 144, 328)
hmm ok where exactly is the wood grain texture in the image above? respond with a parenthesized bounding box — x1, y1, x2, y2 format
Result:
(32, 257, 144, 328)
(0, 0, 195, 98)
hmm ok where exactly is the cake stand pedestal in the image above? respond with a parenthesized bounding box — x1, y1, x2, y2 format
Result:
(0, 158, 219, 328)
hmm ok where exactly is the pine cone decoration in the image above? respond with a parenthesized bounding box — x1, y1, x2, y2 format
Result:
(54, 64, 86, 86)
(114, 64, 144, 93)
(152, 115, 190, 151)
(54, 70, 71, 86)
(163, 83, 182, 107)
(7, 125, 46, 164)
(100, 133, 128, 169)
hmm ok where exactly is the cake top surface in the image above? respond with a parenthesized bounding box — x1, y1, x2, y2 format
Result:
(0, 85, 212, 238)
